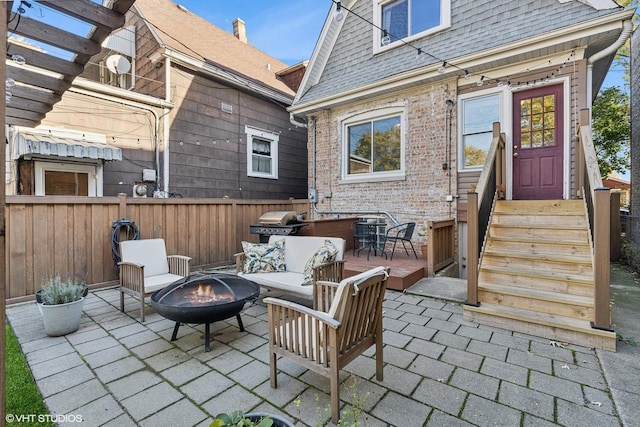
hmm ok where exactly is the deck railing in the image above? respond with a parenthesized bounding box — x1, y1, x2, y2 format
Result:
(576, 109, 612, 331)
(467, 122, 506, 306)
(426, 219, 456, 276)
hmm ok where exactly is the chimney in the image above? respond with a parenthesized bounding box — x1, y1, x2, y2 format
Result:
(233, 18, 248, 44)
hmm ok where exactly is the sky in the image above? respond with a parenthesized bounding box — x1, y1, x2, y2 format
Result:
(174, 1, 331, 66)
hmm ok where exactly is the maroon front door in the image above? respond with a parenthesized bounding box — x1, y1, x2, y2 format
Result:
(513, 85, 564, 200)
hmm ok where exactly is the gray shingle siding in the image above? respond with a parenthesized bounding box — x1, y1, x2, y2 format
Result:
(296, 0, 622, 106)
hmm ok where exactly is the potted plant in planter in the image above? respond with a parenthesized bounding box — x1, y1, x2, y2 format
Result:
(210, 411, 293, 427)
(36, 275, 88, 337)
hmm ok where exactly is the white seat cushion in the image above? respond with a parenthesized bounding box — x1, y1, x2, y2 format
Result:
(239, 272, 311, 296)
(144, 273, 184, 293)
(120, 238, 170, 277)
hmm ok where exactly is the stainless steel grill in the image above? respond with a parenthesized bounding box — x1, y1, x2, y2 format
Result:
(256, 211, 298, 226)
(250, 211, 306, 242)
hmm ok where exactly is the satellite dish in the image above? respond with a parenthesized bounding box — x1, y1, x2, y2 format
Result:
(105, 54, 131, 74)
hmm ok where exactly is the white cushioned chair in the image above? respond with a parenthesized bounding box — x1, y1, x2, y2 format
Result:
(118, 238, 191, 321)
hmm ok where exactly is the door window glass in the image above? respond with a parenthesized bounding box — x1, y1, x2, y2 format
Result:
(520, 94, 556, 149)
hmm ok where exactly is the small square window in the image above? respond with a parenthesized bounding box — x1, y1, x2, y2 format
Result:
(375, 0, 451, 50)
(245, 126, 279, 179)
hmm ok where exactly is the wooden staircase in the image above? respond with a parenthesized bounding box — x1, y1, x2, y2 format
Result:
(464, 200, 616, 351)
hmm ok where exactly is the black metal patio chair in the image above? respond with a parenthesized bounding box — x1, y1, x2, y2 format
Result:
(385, 222, 419, 260)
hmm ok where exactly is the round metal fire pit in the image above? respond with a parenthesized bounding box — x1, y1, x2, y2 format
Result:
(150, 272, 259, 351)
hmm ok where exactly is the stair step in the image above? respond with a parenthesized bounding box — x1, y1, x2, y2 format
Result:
(489, 224, 589, 241)
(482, 251, 592, 275)
(478, 268, 593, 296)
(483, 248, 591, 265)
(494, 200, 585, 215)
(480, 265, 592, 284)
(491, 214, 587, 227)
(478, 283, 593, 306)
(486, 238, 591, 257)
(478, 282, 593, 320)
(463, 303, 616, 351)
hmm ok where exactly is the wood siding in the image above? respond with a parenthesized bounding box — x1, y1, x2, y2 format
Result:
(6, 196, 308, 302)
(167, 68, 308, 199)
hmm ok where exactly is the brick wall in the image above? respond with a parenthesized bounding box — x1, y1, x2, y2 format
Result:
(307, 79, 458, 245)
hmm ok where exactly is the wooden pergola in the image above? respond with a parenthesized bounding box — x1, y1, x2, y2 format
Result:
(1, 0, 136, 418)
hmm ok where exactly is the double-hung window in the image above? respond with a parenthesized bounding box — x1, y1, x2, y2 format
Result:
(343, 108, 404, 180)
(460, 93, 501, 170)
(246, 126, 279, 179)
(374, 0, 451, 50)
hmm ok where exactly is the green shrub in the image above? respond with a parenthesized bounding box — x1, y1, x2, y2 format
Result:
(38, 275, 86, 305)
(210, 411, 273, 427)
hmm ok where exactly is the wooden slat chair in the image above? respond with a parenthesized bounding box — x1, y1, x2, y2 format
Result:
(265, 266, 389, 424)
(118, 238, 191, 322)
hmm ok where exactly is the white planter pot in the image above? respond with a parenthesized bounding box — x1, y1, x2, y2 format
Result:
(37, 297, 85, 336)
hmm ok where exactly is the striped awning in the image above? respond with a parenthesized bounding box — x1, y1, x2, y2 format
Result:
(13, 129, 122, 162)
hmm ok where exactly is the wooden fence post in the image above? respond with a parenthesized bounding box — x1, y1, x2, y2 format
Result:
(118, 193, 128, 220)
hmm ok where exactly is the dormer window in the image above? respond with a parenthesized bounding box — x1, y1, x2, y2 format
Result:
(374, 0, 451, 51)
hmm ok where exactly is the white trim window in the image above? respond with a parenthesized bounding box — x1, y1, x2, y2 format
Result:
(246, 125, 279, 179)
(459, 93, 501, 170)
(374, 0, 451, 51)
(34, 161, 102, 196)
(342, 108, 405, 181)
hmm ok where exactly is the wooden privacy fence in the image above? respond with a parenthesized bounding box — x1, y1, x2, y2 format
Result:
(6, 195, 308, 303)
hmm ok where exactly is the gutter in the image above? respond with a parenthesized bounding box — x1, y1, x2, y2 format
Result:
(586, 19, 633, 118)
(289, 112, 307, 128)
(161, 49, 295, 105)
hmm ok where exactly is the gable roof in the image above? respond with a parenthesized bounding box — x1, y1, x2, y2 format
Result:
(292, 0, 633, 113)
(133, 0, 296, 100)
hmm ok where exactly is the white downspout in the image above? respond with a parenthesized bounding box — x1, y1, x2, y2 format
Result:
(163, 56, 171, 193)
(586, 19, 633, 120)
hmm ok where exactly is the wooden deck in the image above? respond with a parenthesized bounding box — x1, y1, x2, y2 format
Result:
(342, 249, 427, 291)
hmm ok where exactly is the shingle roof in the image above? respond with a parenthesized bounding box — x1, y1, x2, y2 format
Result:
(133, 0, 295, 98)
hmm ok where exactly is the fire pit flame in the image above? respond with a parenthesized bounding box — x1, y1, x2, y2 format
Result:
(188, 284, 233, 305)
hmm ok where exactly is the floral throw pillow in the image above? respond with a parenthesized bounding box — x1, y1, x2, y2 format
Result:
(242, 239, 286, 274)
(302, 240, 338, 285)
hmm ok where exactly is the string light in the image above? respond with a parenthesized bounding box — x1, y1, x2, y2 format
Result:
(11, 54, 26, 65)
(381, 29, 391, 46)
(334, 1, 344, 22)
(328, 1, 578, 90)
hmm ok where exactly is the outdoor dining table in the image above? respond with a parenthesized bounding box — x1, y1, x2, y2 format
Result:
(356, 220, 387, 260)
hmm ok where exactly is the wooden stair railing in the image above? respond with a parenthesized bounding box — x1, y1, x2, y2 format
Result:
(467, 122, 506, 306)
(576, 109, 612, 331)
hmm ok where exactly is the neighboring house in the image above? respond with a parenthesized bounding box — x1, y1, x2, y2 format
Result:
(290, 0, 634, 350)
(7, 0, 308, 199)
(603, 173, 630, 207)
